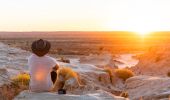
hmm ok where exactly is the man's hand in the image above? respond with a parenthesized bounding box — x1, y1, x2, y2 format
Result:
(52, 64, 59, 71)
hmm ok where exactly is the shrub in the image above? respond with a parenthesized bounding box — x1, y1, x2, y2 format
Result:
(0, 73, 30, 100)
(58, 67, 78, 79)
(12, 73, 30, 86)
(120, 91, 129, 98)
(57, 67, 83, 90)
(98, 76, 102, 82)
(103, 67, 114, 82)
(58, 57, 70, 63)
(155, 56, 161, 62)
(57, 48, 63, 55)
(167, 72, 170, 77)
(115, 69, 134, 81)
(104, 67, 113, 76)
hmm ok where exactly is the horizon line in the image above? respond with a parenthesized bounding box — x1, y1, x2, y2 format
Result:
(0, 31, 169, 33)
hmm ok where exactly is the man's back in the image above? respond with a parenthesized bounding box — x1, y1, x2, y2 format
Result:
(28, 54, 57, 92)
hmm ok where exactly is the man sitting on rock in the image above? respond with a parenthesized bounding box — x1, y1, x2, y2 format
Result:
(28, 39, 59, 92)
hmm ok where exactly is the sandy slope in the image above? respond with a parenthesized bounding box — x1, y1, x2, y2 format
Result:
(131, 48, 170, 76)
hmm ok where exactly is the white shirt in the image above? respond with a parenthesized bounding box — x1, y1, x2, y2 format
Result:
(28, 54, 58, 92)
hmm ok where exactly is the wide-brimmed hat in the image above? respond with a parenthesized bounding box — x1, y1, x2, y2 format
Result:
(31, 39, 51, 57)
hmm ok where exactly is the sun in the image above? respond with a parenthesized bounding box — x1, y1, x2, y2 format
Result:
(137, 31, 149, 36)
(133, 28, 152, 36)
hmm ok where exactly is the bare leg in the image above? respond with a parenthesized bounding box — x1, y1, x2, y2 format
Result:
(51, 71, 57, 84)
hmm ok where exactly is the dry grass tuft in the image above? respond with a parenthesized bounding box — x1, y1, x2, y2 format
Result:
(0, 83, 28, 100)
(58, 67, 78, 80)
(12, 73, 30, 86)
(115, 68, 134, 81)
(54, 67, 84, 91)
(120, 91, 129, 98)
(103, 67, 114, 82)
(0, 73, 30, 100)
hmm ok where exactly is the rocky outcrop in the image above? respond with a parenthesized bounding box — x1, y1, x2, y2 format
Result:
(80, 53, 138, 69)
(0, 68, 10, 86)
(131, 49, 170, 76)
(0, 43, 30, 77)
(58, 62, 125, 94)
(80, 53, 113, 67)
(14, 90, 127, 100)
(125, 75, 170, 100)
(0, 42, 126, 99)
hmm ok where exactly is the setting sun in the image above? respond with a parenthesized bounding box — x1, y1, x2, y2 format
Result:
(137, 32, 148, 36)
(135, 30, 151, 36)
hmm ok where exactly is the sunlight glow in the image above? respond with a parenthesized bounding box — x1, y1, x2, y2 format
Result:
(136, 31, 150, 36)
(0, 0, 169, 31)
(133, 28, 152, 36)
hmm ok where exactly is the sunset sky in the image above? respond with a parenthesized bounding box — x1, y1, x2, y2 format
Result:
(0, 0, 170, 32)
